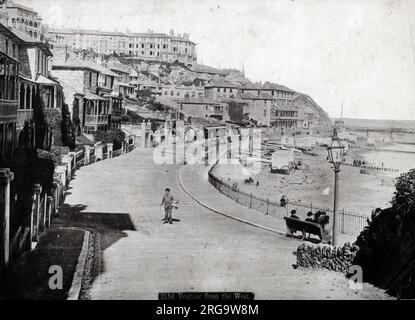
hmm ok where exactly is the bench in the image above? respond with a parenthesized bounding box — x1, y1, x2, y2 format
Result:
(284, 217, 331, 244)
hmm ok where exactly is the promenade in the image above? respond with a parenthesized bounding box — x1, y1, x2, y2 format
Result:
(60, 147, 389, 299)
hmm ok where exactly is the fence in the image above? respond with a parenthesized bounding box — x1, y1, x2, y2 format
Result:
(208, 163, 369, 236)
(343, 161, 400, 174)
(8, 136, 138, 260)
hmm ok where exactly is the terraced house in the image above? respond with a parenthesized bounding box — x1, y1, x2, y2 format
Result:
(46, 27, 197, 66)
(51, 50, 111, 134)
(0, 23, 18, 159)
(0, 0, 43, 41)
(1, 21, 63, 152)
(238, 82, 298, 129)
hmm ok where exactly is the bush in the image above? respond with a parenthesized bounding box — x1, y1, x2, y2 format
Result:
(93, 129, 126, 151)
(391, 169, 415, 215)
(353, 168, 415, 298)
(0, 151, 55, 235)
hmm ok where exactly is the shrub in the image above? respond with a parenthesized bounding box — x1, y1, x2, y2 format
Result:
(391, 169, 415, 215)
(93, 129, 126, 151)
(353, 168, 415, 298)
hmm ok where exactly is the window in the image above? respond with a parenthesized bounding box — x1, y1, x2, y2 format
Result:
(217, 88, 220, 92)
(224, 88, 227, 93)
(263, 110, 267, 117)
(89, 72, 92, 88)
(230, 89, 233, 93)
(141, 44, 144, 48)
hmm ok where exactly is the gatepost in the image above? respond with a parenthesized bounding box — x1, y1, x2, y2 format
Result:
(31, 184, 42, 248)
(95, 144, 103, 162)
(69, 152, 77, 171)
(146, 121, 152, 147)
(61, 155, 72, 180)
(46, 196, 53, 228)
(141, 120, 146, 147)
(107, 143, 113, 159)
(0, 169, 14, 276)
(84, 145, 91, 165)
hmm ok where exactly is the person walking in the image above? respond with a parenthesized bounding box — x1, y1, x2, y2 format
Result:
(161, 188, 174, 224)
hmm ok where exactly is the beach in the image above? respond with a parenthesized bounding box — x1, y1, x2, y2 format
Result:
(213, 146, 398, 216)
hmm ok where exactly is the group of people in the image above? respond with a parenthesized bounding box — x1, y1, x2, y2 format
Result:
(353, 159, 366, 167)
(290, 210, 330, 228)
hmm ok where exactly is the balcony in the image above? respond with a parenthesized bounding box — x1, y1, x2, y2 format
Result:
(85, 115, 109, 126)
(17, 109, 34, 127)
(111, 110, 123, 120)
(0, 100, 18, 122)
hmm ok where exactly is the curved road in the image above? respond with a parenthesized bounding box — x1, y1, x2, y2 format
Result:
(63, 148, 389, 300)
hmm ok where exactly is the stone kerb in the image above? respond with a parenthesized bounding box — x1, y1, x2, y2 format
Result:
(296, 242, 359, 273)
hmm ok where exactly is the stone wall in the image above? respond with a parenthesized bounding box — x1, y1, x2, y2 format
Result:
(296, 242, 359, 273)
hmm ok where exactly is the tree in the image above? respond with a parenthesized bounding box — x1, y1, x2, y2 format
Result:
(32, 89, 47, 149)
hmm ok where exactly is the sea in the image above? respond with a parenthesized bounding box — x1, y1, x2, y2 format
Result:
(339, 118, 415, 172)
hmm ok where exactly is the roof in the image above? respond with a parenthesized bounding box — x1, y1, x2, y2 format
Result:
(205, 80, 239, 89)
(92, 63, 119, 77)
(108, 64, 131, 74)
(239, 81, 294, 93)
(131, 32, 170, 38)
(6, 2, 39, 14)
(237, 92, 275, 100)
(118, 82, 135, 88)
(84, 91, 108, 101)
(179, 98, 221, 105)
(48, 28, 126, 37)
(36, 74, 60, 85)
(51, 50, 102, 73)
(189, 64, 227, 75)
(0, 24, 52, 56)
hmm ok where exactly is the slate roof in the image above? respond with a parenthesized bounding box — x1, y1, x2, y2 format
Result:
(239, 81, 294, 93)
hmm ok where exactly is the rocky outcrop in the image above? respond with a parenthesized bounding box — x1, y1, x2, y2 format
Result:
(297, 242, 359, 273)
(294, 93, 332, 124)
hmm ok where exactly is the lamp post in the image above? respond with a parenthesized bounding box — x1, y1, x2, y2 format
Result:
(327, 127, 345, 246)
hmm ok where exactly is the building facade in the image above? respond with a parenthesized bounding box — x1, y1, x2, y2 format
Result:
(204, 80, 239, 100)
(51, 50, 111, 134)
(161, 84, 204, 100)
(0, 26, 18, 159)
(0, 0, 43, 41)
(46, 28, 197, 65)
(178, 98, 224, 121)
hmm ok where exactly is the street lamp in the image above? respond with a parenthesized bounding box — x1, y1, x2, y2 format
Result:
(327, 127, 345, 246)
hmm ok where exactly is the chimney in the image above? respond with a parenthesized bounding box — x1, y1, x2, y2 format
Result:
(169, 28, 174, 37)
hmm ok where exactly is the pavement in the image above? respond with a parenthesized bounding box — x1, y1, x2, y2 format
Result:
(58, 147, 390, 300)
(0, 227, 88, 300)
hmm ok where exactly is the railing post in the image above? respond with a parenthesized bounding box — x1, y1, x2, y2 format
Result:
(0, 169, 14, 276)
(266, 198, 269, 215)
(250, 193, 253, 208)
(237, 189, 239, 203)
(46, 196, 53, 228)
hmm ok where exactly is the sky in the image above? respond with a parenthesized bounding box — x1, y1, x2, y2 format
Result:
(17, 0, 415, 120)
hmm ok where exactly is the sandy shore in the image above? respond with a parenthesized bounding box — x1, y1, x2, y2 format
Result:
(213, 146, 397, 216)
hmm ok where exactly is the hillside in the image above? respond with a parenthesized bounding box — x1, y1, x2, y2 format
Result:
(294, 93, 332, 124)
